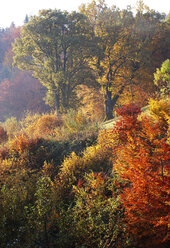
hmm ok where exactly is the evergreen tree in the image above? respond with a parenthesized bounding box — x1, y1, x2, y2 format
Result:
(24, 14, 29, 24)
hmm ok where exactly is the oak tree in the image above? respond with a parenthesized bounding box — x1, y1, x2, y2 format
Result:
(13, 9, 97, 116)
(80, 0, 169, 119)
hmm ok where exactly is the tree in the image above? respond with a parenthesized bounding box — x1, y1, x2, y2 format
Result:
(13, 9, 97, 117)
(24, 14, 29, 24)
(112, 102, 170, 247)
(80, 0, 134, 119)
(154, 59, 170, 97)
(0, 25, 20, 75)
(80, 0, 169, 119)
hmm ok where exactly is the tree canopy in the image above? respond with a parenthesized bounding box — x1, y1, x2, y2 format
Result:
(80, 0, 169, 119)
(13, 9, 97, 116)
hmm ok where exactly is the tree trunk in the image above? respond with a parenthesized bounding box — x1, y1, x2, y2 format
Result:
(43, 216, 49, 248)
(54, 92, 60, 118)
(61, 83, 69, 109)
(105, 84, 125, 120)
(105, 87, 114, 120)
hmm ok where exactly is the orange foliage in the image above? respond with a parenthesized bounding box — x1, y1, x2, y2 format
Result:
(116, 103, 141, 118)
(35, 114, 62, 135)
(9, 133, 46, 169)
(10, 133, 39, 154)
(76, 85, 105, 122)
(111, 104, 170, 247)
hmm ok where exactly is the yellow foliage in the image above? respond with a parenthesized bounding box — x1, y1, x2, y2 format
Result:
(59, 137, 113, 181)
(76, 85, 105, 122)
(3, 117, 20, 139)
(18, 112, 62, 138)
(34, 114, 62, 136)
(75, 111, 87, 126)
(42, 161, 56, 178)
(9, 133, 38, 154)
(63, 109, 89, 133)
(148, 98, 170, 121)
(54, 128, 115, 200)
(19, 112, 41, 137)
(148, 98, 170, 141)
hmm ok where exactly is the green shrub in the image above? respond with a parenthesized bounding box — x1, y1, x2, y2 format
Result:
(71, 172, 127, 248)
(3, 117, 20, 139)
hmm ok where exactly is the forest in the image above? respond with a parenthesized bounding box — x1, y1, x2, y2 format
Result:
(0, 0, 169, 247)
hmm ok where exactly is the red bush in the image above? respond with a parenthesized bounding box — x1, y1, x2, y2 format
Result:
(116, 103, 141, 118)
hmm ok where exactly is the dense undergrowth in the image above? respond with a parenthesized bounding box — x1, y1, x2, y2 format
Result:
(0, 99, 169, 248)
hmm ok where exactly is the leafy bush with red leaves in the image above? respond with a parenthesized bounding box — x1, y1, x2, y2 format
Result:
(112, 101, 170, 247)
(9, 133, 46, 168)
(10, 134, 38, 154)
(116, 103, 141, 118)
